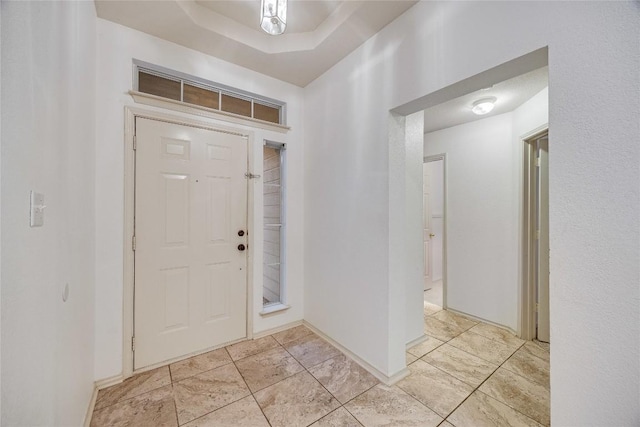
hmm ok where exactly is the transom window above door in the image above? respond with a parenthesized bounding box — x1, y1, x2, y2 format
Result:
(133, 60, 286, 125)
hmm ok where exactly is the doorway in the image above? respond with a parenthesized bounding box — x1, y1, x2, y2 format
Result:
(423, 156, 445, 307)
(133, 117, 249, 370)
(523, 131, 550, 342)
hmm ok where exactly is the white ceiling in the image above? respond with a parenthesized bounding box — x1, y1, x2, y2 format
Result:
(423, 67, 549, 134)
(196, 1, 343, 34)
(94, 0, 417, 87)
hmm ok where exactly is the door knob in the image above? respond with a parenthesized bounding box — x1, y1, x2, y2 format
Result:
(237, 244, 246, 251)
(238, 230, 245, 237)
(429, 233, 435, 238)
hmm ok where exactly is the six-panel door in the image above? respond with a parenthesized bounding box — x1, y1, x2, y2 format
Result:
(134, 117, 248, 369)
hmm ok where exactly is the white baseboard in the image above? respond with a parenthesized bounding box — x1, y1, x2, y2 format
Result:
(85, 374, 128, 426)
(446, 307, 518, 336)
(95, 373, 124, 391)
(406, 334, 429, 350)
(253, 319, 303, 339)
(83, 385, 99, 427)
(302, 321, 410, 386)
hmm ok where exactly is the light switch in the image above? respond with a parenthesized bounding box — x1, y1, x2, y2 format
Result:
(30, 191, 45, 227)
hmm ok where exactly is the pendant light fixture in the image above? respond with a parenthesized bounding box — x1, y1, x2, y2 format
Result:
(471, 97, 497, 115)
(261, 0, 287, 35)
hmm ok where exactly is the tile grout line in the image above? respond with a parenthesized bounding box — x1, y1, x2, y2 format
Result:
(277, 331, 378, 426)
(476, 352, 550, 425)
(167, 358, 181, 427)
(233, 342, 281, 427)
(248, 393, 274, 427)
(91, 368, 174, 413)
(306, 368, 379, 426)
(339, 383, 378, 426)
(172, 343, 279, 426)
(423, 311, 527, 365)
(169, 347, 243, 425)
(441, 339, 548, 426)
(193, 329, 356, 427)
(171, 382, 180, 426)
(281, 337, 343, 427)
(417, 307, 549, 425)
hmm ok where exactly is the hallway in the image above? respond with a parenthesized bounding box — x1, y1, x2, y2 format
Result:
(90, 303, 549, 426)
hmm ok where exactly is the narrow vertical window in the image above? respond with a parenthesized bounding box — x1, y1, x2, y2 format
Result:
(263, 141, 285, 307)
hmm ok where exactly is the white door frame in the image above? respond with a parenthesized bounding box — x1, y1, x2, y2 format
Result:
(123, 106, 256, 378)
(519, 125, 548, 340)
(423, 154, 447, 308)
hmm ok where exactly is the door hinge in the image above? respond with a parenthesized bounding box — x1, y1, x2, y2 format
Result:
(245, 172, 261, 179)
(535, 157, 541, 167)
(132, 235, 137, 251)
(535, 303, 539, 312)
(535, 230, 540, 240)
(131, 336, 136, 352)
(133, 135, 137, 150)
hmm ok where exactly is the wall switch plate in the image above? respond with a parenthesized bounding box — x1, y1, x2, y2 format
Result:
(30, 191, 45, 227)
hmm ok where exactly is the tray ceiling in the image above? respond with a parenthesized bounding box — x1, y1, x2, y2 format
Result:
(95, 0, 417, 87)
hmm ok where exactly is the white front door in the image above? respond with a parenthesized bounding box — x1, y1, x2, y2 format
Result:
(134, 117, 248, 370)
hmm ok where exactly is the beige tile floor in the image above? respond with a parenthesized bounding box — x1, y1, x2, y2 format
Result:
(91, 305, 550, 427)
(424, 280, 443, 307)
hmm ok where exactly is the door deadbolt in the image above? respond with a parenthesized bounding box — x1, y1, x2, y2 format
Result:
(238, 230, 245, 237)
(237, 244, 246, 251)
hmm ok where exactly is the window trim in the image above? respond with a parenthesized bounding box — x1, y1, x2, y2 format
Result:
(261, 140, 287, 311)
(129, 90, 289, 134)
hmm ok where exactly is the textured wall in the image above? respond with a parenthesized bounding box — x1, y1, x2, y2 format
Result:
(304, 2, 638, 423)
(1, 2, 97, 424)
(424, 113, 517, 328)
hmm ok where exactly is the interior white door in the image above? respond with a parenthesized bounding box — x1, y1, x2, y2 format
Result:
(537, 136, 550, 342)
(134, 117, 248, 369)
(423, 164, 432, 290)
(429, 160, 444, 282)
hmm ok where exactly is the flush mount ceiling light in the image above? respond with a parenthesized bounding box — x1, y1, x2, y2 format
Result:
(261, 0, 287, 35)
(471, 97, 497, 115)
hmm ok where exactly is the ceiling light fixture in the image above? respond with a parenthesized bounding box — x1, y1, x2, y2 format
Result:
(260, 0, 287, 35)
(471, 97, 497, 115)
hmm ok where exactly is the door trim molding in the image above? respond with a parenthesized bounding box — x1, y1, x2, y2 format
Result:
(423, 154, 447, 308)
(123, 106, 255, 379)
(518, 125, 548, 340)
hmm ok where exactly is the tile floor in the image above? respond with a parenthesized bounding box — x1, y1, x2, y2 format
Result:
(424, 280, 443, 307)
(91, 304, 550, 427)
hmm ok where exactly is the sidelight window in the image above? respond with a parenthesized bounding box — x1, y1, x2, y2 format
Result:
(263, 141, 286, 307)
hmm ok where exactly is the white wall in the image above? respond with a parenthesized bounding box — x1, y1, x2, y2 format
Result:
(425, 113, 518, 329)
(513, 87, 549, 140)
(0, 3, 3, 419)
(1, 2, 97, 425)
(304, 2, 638, 424)
(94, 19, 305, 381)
